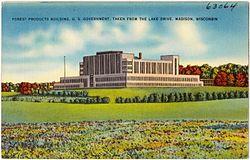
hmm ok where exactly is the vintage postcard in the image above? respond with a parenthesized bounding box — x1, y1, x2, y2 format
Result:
(1, 1, 248, 159)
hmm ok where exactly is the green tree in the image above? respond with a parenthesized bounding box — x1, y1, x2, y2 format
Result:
(211, 67, 219, 79)
(200, 64, 212, 79)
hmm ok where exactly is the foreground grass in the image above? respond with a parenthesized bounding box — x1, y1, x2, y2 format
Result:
(85, 87, 248, 103)
(2, 99, 248, 123)
(2, 120, 248, 159)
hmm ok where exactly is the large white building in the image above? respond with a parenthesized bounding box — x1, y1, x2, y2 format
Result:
(54, 51, 203, 89)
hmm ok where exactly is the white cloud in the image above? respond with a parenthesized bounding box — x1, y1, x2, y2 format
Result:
(16, 26, 85, 58)
(2, 61, 78, 83)
(3, 20, 211, 82)
(170, 21, 208, 55)
(13, 21, 151, 59)
(181, 57, 248, 67)
(18, 29, 53, 46)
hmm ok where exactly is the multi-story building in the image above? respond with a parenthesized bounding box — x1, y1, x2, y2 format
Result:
(54, 51, 203, 89)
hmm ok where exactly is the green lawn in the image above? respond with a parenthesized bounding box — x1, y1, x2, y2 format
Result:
(2, 99, 248, 123)
(1, 92, 19, 97)
(85, 87, 248, 103)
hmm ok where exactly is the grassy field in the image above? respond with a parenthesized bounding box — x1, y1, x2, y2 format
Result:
(1, 92, 19, 97)
(2, 99, 248, 123)
(85, 87, 248, 103)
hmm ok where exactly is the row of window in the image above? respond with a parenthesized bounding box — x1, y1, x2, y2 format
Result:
(134, 61, 174, 74)
(126, 82, 202, 87)
(54, 84, 81, 89)
(82, 54, 122, 75)
(200, 79, 214, 86)
(96, 83, 126, 87)
(61, 79, 87, 83)
(127, 76, 198, 82)
(122, 61, 133, 65)
(95, 76, 126, 82)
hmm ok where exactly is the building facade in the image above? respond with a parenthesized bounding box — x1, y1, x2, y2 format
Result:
(54, 51, 203, 89)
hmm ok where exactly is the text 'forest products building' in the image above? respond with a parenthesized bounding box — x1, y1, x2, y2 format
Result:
(54, 51, 203, 89)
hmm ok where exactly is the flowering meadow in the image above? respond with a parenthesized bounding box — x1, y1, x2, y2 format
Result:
(2, 120, 248, 159)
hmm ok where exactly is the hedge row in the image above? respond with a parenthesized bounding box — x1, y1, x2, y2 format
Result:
(2, 95, 110, 104)
(115, 91, 248, 103)
(33, 90, 88, 97)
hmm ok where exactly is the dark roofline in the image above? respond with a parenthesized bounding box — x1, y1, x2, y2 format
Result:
(161, 55, 179, 57)
(96, 51, 123, 55)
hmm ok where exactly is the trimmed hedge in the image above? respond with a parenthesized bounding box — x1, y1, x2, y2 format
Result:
(2, 95, 110, 104)
(115, 91, 248, 103)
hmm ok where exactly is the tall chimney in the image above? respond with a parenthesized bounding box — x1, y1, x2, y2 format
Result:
(139, 52, 142, 59)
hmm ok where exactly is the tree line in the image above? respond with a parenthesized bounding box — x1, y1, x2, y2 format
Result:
(179, 63, 248, 87)
(116, 91, 248, 103)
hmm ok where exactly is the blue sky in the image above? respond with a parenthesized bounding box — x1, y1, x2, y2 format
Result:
(2, 2, 248, 82)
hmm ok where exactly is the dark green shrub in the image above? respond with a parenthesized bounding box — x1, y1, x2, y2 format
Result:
(92, 98, 97, 104)
(189, 93, 196, 101)
(175, 93, 180, 102)
(124, 98, 129, 103)
(212, 92, 218, 100)
(197, 92, 206, 101)
(101, 97, 110, 103)
(162, 94, 168, 103)
(235, 91, 240, 98)
(206, 92, 213, 100)
(147, 95, 155, 103)
(218, 92, 224, 99)
(169, 93, 176, 102)
(229, 91, 235, 99)
(12, 97, 18, 101)
(179, 93, 185, 102)
(142, 96, 148, 103)
(224, 92, 229, 99)
(82, 91, 88, 97)
(71, 91, 76, 97)
(35, 99, 41, 102)
(80, 99, 86, 104)
(95, 96, 101, 103)
(184, 93, 190, 102)
(115, 97, 123, 103)
(134, 96, 141, 103)
(240, 91, 247, 98)
(154, 94, 161, 103)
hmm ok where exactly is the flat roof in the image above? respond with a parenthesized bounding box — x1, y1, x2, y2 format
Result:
(96, 51, 123, 55)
